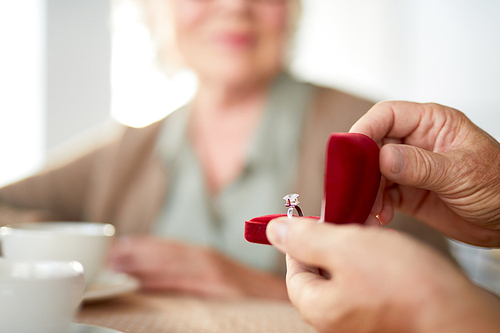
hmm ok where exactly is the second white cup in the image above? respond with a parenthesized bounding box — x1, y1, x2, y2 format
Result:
(0, 222, 115, 287)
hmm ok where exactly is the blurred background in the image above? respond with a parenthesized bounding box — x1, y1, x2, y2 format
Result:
(1, 0, 500, 291)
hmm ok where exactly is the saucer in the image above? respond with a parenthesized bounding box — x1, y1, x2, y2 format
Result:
(83, 271, 140, 303)
(71, 323, 123, 332)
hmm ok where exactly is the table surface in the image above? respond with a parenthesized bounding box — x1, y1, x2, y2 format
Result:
(76, 292, 316, 333)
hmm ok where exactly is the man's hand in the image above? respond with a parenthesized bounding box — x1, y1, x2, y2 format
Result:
(351, 101, 500, 246)
(267, 217, 500, 333)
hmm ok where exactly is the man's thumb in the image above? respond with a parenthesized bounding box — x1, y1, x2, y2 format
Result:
(380, 144, 450, 191)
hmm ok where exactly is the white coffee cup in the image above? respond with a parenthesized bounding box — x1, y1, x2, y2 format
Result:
(0, 222, 115, 287)
(0, 259, 85, 333)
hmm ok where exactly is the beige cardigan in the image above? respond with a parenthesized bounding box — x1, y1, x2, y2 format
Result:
(0, 86, 450, 254)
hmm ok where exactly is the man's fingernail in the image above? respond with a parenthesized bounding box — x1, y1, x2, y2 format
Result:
(385, 228, 400, 235)
(267, 218, 290, 245)
(390, 146, 405, 174)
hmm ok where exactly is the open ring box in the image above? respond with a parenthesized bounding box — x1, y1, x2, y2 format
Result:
(245, 133, 381, 245)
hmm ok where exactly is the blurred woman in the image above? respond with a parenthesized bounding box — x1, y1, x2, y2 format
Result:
(0, 0, 449, 299)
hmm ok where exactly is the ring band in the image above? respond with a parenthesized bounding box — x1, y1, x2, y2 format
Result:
(287, 206, 303, 218)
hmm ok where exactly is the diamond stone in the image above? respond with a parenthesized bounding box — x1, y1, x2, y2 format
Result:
(283, 193, 300, 207)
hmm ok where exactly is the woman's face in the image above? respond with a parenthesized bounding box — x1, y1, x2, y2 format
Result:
(172, 0, 291, 86)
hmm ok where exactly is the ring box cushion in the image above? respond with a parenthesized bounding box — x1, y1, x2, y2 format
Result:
(245, 214, 320, 245)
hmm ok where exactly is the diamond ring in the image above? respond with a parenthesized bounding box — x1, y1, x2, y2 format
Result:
(283, 193, 304, 218)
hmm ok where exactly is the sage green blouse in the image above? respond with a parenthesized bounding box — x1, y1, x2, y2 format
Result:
(152, 73, 314, 273)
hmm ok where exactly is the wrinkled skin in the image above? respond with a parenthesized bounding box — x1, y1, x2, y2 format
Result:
(352, 101, 500, 247)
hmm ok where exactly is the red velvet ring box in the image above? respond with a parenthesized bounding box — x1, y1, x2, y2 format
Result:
(244, 132, 381, 245)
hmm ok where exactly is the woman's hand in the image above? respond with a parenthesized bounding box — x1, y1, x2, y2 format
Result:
(107, 235, 288, 300)
(351, 101, 500, 246)
(267, 217, 500, 333)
